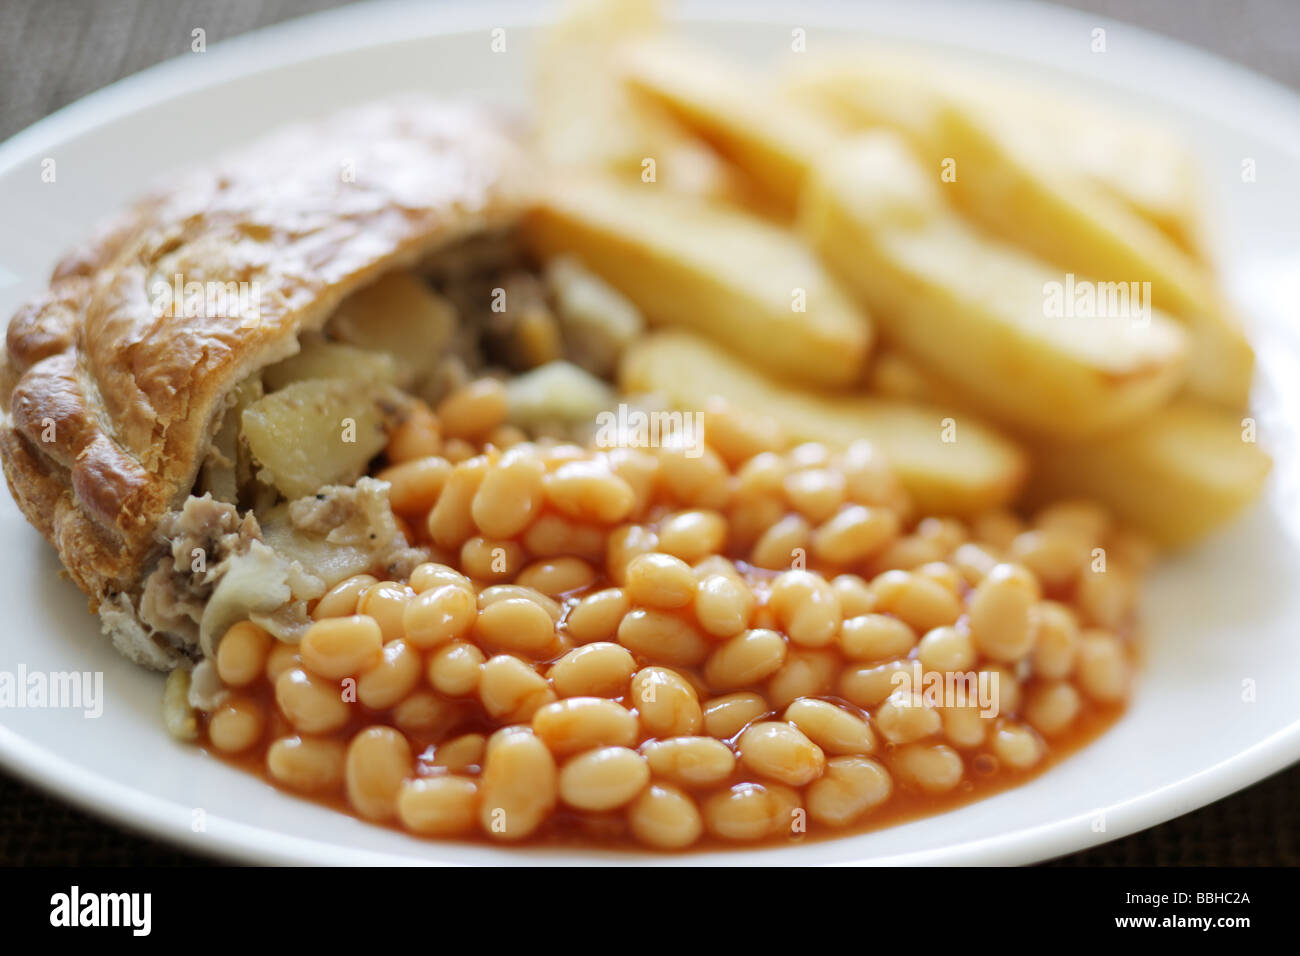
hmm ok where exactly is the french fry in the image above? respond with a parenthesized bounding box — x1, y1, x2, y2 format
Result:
(621, 40, 844, 213)
(1026, 401, 1271, 548)
(534, 0, 737, 200)
(523, 177, 873, 388)
(800, 133, 1188, 438)
(620, 330, 1027, 515)
(784, 54, 1253, 409)
(782, 52, 1209, 258)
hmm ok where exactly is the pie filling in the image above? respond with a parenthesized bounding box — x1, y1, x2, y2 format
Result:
(137, 242, 1142, 849)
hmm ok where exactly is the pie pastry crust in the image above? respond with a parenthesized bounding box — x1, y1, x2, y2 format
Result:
(0, 99, 525, 661)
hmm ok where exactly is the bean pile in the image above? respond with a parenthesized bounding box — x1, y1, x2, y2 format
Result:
(199, 378, 1143, 849)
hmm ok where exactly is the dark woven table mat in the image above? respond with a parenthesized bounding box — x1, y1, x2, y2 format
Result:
(1, 0, 1297, 866)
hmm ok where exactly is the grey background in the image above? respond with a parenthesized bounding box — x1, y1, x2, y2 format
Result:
(0, 0, 1297, 866)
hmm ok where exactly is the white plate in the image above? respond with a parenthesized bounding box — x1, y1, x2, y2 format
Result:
(1, 0, 1299, 866)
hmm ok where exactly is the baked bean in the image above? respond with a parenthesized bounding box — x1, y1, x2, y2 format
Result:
(735, 451, 787, 497)
(729, 492, 786, 552)
(806, 756, 892, 826)
(940, 706, 988, 749)
(1010, 529, 1087, 590)
(478, 727, 557, 840)
(523, 514, 606, 562)
(1075, 630, 1130, 703)
(991, 722, 1045, 769)
(478, 585, 563, 622)
(478, 655, 556, 721)
(397, 776, 479, 836)
(486, 423, 527, 449)
(425, 640, 484, 696)
(378, 456, 452, 515)
(548, 643, 636, 698)
(276, 668, 350, 734)
(459, 536, 523, 582)
(606, 525, 660, 585)
(657, 509, 727, 563)
(472, 452, 545, 538)
(627, 783, 703, 849)
(517, 557, 596, 596)
(208, 696, 265, 753)
(441, 437, 477, 463)
(750, 514, 811, 571)
(875, 692, 942, 745)
(694, 574, 754, 637)
(313, 574, 379, 621)
(437, 378, 508, 440)
(427, 456, 489, 550)
(1030, 601, 1080, 680)
(559, 747, 650, 811)
(345, 726, 412, 821)
(606, 447, 659, 515)
(216, 621, 273, 687)
(871, 570, 962, 632)
(839, 660, 910, 709)
(433, 733, 486, 772)
(784, 699, 875, 755)
(737, 721, 825, 786)
(617, 609, 709, 667)
(841, 439, 904, 507)
(837, 614, 916, 662)
(533, 697, 638, 755)
(658, 442, 730, 510)
(769, 570, 841, 648)
(702, 782, 788, 841)
(631, 667, 703, 737)
(475, 598, 556, 657)
(624, 553, 696, 609)
(783, 468, 847, 523)
(356, 583, 412, 645)
(704, 403, 784, 467)
(264, 643, 301, 684)
(831, 574, 877, 617)
(766, 649, 837, 709)
(915, 561, 963, 596)
(386, 401, 441, 463)
(892, 742, 964, 793)
(702, 692, 770, 739)
(693, 554, 743, 582)
(390, 686, 457, 731)
(788, 441, 832, 470)
(968, 563, 1039, 662)
(812, 505, 899, 565)
(1024, 681, 1081, 736)
(408, 562, 474, 596)
(356, 640, 422, 710)
(982, 664, 1021, 715)
(300, 615, 383, 680)
(267, 735, 346, 792)
(916, 625, 976, 673)
(1077, 567, 1137, 631)
(951, 543, 999, 586)
(641, 736, 736, 788)
(704, 628, 788, 691)
(564, 588, 630, 643)
(403, 584, 477, 650)
(873, 534, 945, 571)
(1035, 499, 1110, 542)
(545, 459, 636, 523)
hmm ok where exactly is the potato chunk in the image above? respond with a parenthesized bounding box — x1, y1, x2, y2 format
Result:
(524, 178, 873, 388)
(241, 379, 400, 499)
(327, 271, 458, 388)
(261, 337, 398, 391)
